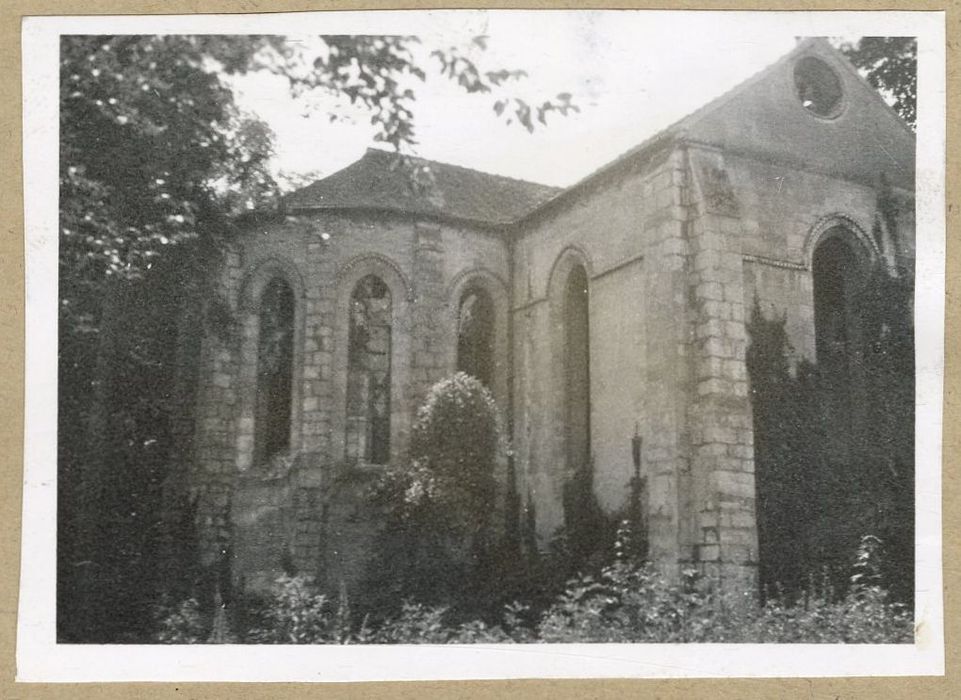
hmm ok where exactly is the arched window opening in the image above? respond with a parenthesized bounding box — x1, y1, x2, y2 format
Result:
(813, 232, 863, 432)
(346, 275, 392, 465)
(457, 287, 495, 389)
(254, 278, 295, 465)
(564, 265, 591, 475)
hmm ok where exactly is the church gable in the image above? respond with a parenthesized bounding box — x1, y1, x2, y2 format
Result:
(677, 38, 915, 190)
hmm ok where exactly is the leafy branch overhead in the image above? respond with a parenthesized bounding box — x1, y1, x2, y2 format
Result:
(60, 34, 578, 292)
(840, 37, 917, 129)
(430, 36, 579, 132)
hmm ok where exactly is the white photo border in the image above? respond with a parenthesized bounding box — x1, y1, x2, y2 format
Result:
(18, 9, 946, 682)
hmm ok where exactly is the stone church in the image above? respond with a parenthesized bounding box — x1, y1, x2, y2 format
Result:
(178, 38, 915, 595)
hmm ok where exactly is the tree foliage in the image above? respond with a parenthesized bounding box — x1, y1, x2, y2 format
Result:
(61, 34, 577, 292)
(841, 37, 917, 128)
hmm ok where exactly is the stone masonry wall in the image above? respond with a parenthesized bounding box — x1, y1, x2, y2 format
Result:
(683, 145, 758, 592)
(188, 210, 510, 593)
(190, 243, 245, 567)
(185, 144, 913, 598)
(510, 146, 693, 572)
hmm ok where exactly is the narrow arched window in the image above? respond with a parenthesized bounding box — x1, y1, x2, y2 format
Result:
(813, 231, 863, 432)
(345, 275, 392, 465)
(254, 278, 295, 465)
(564, 265, 591, 474)
(457, 286, 495, 389)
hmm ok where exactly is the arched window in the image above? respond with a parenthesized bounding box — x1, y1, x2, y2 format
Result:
(456, 286, 495, 389)
(813, 231, 864, 432)
(345, 275, 392, 465)
(254, 278, 295, 465)
(564, 265, 591, 474)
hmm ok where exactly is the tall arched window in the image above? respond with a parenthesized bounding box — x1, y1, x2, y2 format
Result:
(457, 286, 495, 389)
(254, 278, 295, 465)
(564, 265, 591, 474)
(813, 231, 864, 434)
(345, 275, 392, 465)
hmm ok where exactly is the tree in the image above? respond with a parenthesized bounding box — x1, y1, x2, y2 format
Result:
(58, 35, 576, 641)
(840, 37, 917, 128)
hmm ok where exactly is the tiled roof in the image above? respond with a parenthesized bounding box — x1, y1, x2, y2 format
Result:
(284, 148, 561, 226)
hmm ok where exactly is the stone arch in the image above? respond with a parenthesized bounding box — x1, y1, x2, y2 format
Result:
(331, 254, 412, 466)
(336, 253, 413, 302)
(446, 266, 509, 303)
(238, 256, 306, 312)
(446, 267, 510, 410)
(235, 257, 307, 472)
(803, 214, 879, 272)
(545, 245, 594, 299)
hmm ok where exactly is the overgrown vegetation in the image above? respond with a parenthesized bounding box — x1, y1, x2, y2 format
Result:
(146, 362, 914, 644)
(746, 264, 914, 604)
(154, 532, 912, 644)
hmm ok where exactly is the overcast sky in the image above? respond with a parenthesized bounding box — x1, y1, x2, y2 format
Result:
(227, 13, 860, 189)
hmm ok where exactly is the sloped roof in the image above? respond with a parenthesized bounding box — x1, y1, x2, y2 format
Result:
(284, 148, 561, 226)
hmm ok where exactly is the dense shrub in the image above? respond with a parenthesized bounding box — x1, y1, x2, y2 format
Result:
(407, 371, 501, 534)
(363, 373, 503, 617)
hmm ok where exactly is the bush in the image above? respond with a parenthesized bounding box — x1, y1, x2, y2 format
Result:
(407, 372, 501, 533)
(364, 373, 503, 617)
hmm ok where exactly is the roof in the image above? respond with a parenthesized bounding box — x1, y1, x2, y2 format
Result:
(284, 148, 561, 226)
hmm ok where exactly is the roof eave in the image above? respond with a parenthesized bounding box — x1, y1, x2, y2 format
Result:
(284, 204, 514, 232)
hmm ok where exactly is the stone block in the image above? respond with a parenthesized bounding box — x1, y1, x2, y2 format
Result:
(697, 281, 724, 302)
(697, 544, 721, 562)
(722, 359, 746, 381)
(697, 377, 731, 396)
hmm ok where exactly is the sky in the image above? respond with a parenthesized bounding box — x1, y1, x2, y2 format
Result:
(227, 13, 856, 189)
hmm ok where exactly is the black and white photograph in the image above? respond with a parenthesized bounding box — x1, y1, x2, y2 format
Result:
(18, 9, 944, 682)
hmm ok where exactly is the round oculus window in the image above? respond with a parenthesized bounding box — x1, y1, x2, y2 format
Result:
(793, 56, 844, 118)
